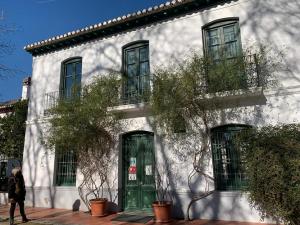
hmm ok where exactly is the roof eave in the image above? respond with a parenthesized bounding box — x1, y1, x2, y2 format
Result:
(25, 0, 228, 56)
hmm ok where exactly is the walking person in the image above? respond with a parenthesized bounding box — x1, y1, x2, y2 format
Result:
(8, 167, 29, 225)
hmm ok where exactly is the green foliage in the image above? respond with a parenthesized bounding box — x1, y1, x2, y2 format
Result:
(240, 124, 300, 225)
(0, 100, 28, 160)
(150, 45, 287, 220)
(150, 46, 278, 134)
(46, 74, 122, 204)
(47, 74, 122, 158)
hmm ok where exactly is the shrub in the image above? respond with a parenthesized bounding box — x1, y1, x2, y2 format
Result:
(240, 124, 300, 225)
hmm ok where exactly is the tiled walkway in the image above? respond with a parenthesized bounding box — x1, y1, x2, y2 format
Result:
(0, 204, 275, 225)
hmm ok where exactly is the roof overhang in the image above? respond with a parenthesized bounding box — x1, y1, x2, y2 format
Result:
(24, 0, 229, 56)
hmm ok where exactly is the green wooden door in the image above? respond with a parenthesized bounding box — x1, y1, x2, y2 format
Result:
(123, 132, 155, 212)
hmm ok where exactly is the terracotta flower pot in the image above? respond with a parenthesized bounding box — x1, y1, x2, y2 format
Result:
(90, 198, 108, 217)
(152, 201, 172, 223)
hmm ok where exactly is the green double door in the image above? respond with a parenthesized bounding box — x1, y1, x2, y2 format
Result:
(123, 132, 155, 212)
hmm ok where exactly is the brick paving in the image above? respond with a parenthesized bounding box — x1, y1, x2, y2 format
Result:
(0, 204, 276, 225)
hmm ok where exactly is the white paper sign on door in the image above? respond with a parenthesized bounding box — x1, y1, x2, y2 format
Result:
(145, 165, 152, 176)
(128, 174, 136, 180)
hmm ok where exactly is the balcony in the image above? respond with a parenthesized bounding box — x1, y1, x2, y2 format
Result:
(43, 89, 77, 116)
(44, 91, 59, 116)
(204, 54, 263, 92)
(197, 54, 264, 103)
(120, 74, 150, 105)
(43, 56, 263, 115)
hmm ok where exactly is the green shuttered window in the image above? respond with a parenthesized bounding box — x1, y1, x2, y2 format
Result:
(204, 19, 241, 62)
(203, 19, 245, 92)
(61, 58, 82, 99)
(211, 125, 248, 191)
(122, 41, 150, 104)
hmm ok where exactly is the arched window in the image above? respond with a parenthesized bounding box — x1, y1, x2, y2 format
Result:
(211, 124, 249, 191)
(203, 18, 241, 62)
(55, 57, 81, 186)
(60, 57, 82, 98)
(203, 18, 245, 92)
(122, 41, 150, 104)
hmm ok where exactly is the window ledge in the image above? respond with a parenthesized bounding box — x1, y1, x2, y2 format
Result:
(108, 102, 149, 113)
(54, 186, 77, 190)
(201, 87, 264, 101)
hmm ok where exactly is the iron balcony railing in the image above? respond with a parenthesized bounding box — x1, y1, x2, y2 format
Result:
(44, 91, 59, 116)
(245, 54, 263, 88)
(43, 75, 151, 115)
(43, 89, 77, 116)
(120, 74, 150, 105)
(43, 56, 262, 114)
(203, 54, 263, 93)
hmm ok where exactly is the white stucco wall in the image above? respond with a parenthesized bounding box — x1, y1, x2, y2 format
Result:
(22, 0, 300, 223)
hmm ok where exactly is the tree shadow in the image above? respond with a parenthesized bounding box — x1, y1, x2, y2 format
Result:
(20, 0, 297, 224)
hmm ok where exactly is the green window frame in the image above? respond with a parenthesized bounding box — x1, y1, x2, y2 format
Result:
(211, 125, 249, 191)
(203, 18, 245, 92)
(122, 41, 150, 104)
(203, 18, 241, 62)
(55, 150, 77, 186)
(60, 58, 82, 99)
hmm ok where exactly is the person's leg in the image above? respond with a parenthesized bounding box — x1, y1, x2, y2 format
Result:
(18, 201, 28, 222)
(9, 202, 16, 225)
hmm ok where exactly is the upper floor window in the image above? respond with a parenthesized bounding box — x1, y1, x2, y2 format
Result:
(61, 58, 82, 99)
(203, 19, 245, 92)
(122, 41, 150, 104)
(211, 125, 249, 191)
(204, 18, 241, 62)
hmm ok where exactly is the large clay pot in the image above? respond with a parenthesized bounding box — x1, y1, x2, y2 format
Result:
(90, 198, 108, 217)
(152, 201, 172, 223)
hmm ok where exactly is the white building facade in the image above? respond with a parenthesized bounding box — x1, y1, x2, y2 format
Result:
(22, 0, 300, 223)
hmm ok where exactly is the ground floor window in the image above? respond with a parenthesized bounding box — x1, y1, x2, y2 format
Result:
(55, 150, 77, 186)
(211, 125, 249, 190)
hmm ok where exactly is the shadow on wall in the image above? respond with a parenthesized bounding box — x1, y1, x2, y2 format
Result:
(25, 0, 199, 211)
(142, 0, 295, 219)
(242, 0, 300, 83)
(23, 0, 298, 215)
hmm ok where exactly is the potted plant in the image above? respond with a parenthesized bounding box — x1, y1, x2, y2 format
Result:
(152, 167, 172, 223)
(89, 198, 108, 217)
(77, 136, 115, 217)
(45, 75, 122, 217)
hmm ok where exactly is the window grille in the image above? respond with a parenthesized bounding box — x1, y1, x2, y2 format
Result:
(55, 150, 77, 186)
(211, 125, 248, 190)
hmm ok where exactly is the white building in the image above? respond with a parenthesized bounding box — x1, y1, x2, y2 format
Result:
(22, 0, 300, 223)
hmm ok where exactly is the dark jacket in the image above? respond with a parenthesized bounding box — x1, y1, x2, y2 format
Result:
(8, 172, 26, 201)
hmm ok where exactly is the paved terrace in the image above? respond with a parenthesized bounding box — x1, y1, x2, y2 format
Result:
(0, 205, 276, 225)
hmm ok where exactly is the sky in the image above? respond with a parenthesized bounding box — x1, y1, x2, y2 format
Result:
(0, 0, 167, 102)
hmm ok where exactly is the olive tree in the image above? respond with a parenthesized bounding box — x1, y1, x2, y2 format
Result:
(149, 45, 282, 220)
(45, 73, 123, 210)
